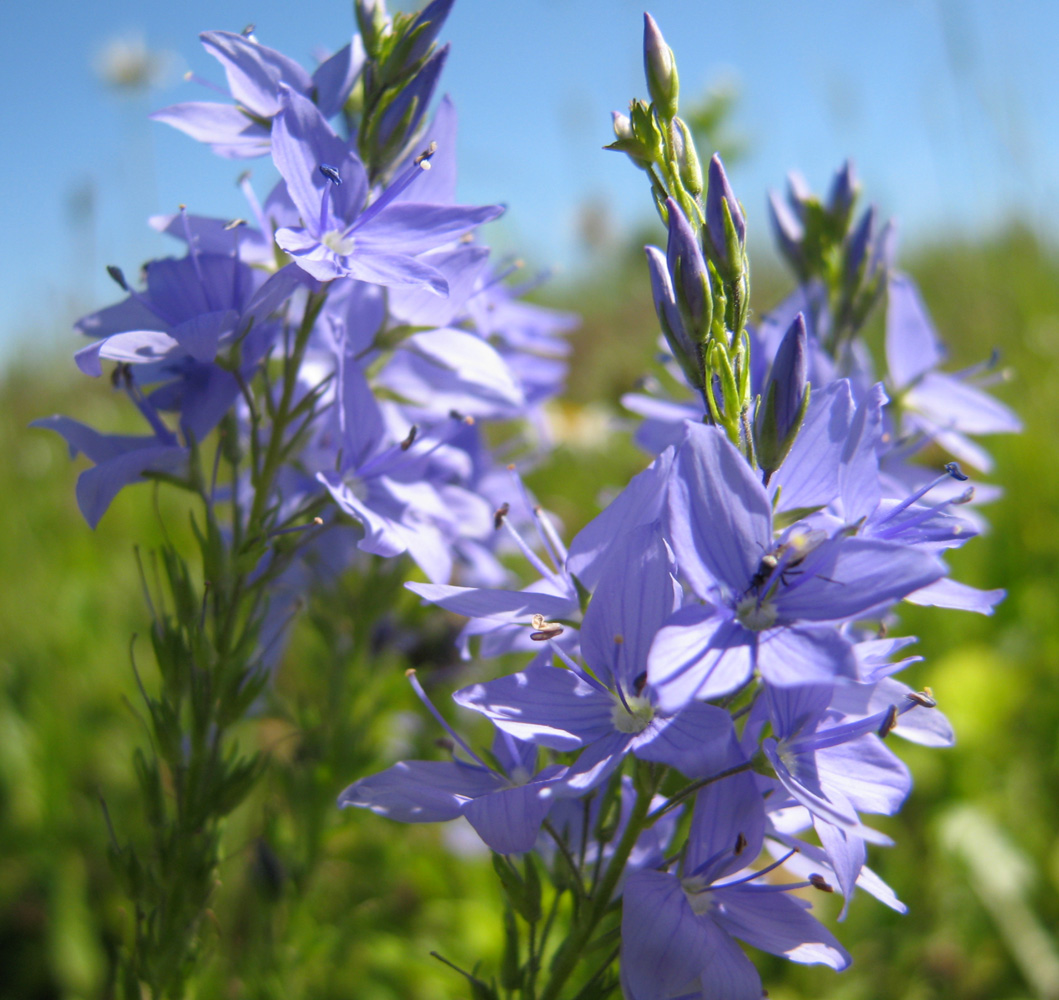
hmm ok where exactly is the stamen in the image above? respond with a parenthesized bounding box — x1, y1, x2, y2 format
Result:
(357, 413, 471, 479)
(106, 264, 128, 290)
(734, 832, 748, 855)
(549, 643, 610, 694)
(500, 516, 563, 585)
(183, 70, 230, 98)
(268, 516, 324, 540)
(352, 151, 435, 233)
(122, 379, 178, 447)
(179, 205, 215, 311)
(237, 172, 269, 236)
(877, 704, 899, 739)
(505, 465, 563, 572)
(944, 462, 968, 482)
(710, 847, 799, 889)
(809, 873, 834, 892)
(405, 669, 492, 770)
(790, 698, 924, 755)
(883, 464, 971, 522)
(414, 141, 438, 166)
(530, 613, 564, 641)
(318, 164, 341, 235)
(493, 502, 510, 530)
(906, 688, 937, 709)
(400, 425, 418, 451)
(319, 163, 342, 185)
(954, 348, 1000, 380)
(613, 674, 633, 714)
(467, 257, 526, 302)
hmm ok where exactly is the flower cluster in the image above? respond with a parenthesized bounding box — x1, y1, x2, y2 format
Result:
(35, 6, 578, 994)
(39, 4, 1018, 998)
(338, 12, 1019, 1000)
(38, 0, 575, 600)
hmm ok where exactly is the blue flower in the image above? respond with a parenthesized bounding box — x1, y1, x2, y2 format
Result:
(152, 29, 362, 158)
(270, 88, 502, 286)
(647, 423, 944, 710)
(620, 771, 849, 1000)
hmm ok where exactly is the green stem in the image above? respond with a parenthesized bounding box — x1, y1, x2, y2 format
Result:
(540, 763, 657, 1000)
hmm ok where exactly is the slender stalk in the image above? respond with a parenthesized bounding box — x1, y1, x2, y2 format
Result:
(540, 763, 657, 1000)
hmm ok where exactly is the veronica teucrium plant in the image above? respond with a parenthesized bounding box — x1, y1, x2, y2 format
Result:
(39, 4, 1018, 999)
(37, 1, 577, 994)
(342, 11, 1018, 1000)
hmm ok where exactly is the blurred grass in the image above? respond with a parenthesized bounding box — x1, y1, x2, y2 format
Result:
(2, 225, 1058, 998)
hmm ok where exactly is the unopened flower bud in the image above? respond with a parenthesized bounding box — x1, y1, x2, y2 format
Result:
(756, 312, 810, 476)
(845, 205, 877, 287)
(643, 13, 679, 119)
(402, 0, 455, 67)
(704, 154, 746, 281)
(827, 159, 858, 227)
(645, 245, 701, 391)
(673, 118, 703, 197)
(605, 110, 653, 170)
(371, 44, 448, 161)
(355, 0, 389, 56)
(768, 188, 806, 277)
(786, 170, 812, 221)
(665, 197, 711, 343)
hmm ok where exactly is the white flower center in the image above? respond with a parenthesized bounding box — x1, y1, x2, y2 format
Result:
(681, 877, 716, 915)
(322, 229, 356, 256)
(611, 693, 654, 734)
(344, 474, 369, 503)
(735, 594, 778, 631)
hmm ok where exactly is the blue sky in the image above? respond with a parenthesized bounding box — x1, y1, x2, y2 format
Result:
(3, 0, 1057, 356)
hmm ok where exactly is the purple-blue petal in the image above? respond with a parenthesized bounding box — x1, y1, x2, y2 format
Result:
(668, 423, 772, 597)
(453, 667, 614, 750)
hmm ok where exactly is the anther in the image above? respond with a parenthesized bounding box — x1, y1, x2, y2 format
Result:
(493, 502, 510, 530)
(734, 832, 748, 855)
(530, 613, 564, 641)
(415, 141, 438, 166)
(400, 425, 418, 451)
(242, 23, 256, 36)
(613, 634, 624, 645)
(265, 516, 325, 540)
(224, 218, 247, 230)
(877, 704, 899, 738)
(906, 688, 937, 709)
(319, 164, 342, 185)
(809, 873, 834, 893)
(944, 462, 968, 482)
(106, 264, 128, 290)
(633, 671, 648, 695)
(110, 362, 133, 389)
